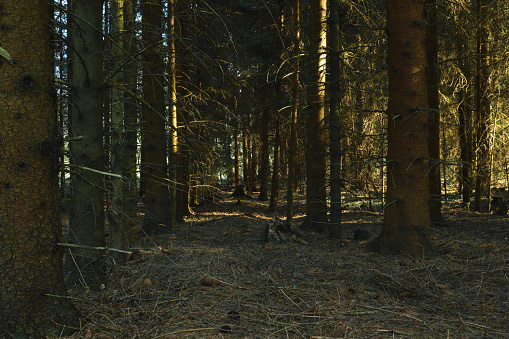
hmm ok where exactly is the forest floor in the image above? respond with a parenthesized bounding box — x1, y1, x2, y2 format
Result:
(65, 187, 509, 339)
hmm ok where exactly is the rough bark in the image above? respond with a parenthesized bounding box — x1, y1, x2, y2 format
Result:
(369, 0, 432, 255)
(123, 0, 140, 245)
(302, 0, 328, 231)
(67, 0, 107, 289)
(168, 0, 178, 226)
(258, 104, 270, 201)
(286, 0, 300, 225)
(242, 114, 250, 188)
(269, 0, 284, 211)
(0, 0, 79, 335)
(328, 0, 342, 238)
(426, 0, 444, 224)
(474, 0, 490, 213)
(141, 0, 171, 234)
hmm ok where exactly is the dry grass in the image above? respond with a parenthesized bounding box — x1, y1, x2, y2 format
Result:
(64, 192, 509, 338)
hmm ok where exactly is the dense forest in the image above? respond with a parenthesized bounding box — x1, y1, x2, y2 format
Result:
(2, 0, 509, 337)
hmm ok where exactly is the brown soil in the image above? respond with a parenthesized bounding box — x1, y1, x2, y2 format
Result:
(66, 189, 509, 338)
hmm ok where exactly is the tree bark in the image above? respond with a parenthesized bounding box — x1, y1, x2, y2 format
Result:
(302, 0, 328, 231)
(0, 0, 79, 335)
(474, 0, 490, 213)
(258, 104, 270, 201)
(369, 0, 432, 255)
(286, 0, 300, 225)
(426, 0, 444, 224)
(67, 0, 107, 289)
(328, 0, 342, 238)
(141, 0, 171, 234)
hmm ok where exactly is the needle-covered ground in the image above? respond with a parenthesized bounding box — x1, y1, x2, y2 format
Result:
(65, 188, 509, 338)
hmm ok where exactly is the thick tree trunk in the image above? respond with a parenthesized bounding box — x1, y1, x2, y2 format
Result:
(328, 0, 342, 238)
(141, 0, 171, 234)
(67, 0, 107, 289)
(370, 0, 432, 255)
(302, 0, 328, 231)
(0, 1, 79, 335)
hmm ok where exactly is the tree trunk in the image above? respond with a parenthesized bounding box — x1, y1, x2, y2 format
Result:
(110, 0, 130, 263)
(123, 0, 140, 245)
(369, 0, 432, 255)
(258, 104, 270, 201)
(302, 0, 328, 231)
(458, 45, 473, 207)
(474, 0, 490, 213)
(234, 121, 241, 187)
(0, 0, 79, 335)
(269, 1, 284, 211)
(426, 0, 444, 224)
(168, 0, 179, 225)
(141, 0, 171, 234)
(286, 0, 300, 225)
(67, 0, 107, 290)
(242, 114, 250, 188)
(328, 0, 342, 238)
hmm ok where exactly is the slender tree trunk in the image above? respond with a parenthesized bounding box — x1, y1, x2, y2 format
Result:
(67, 0, 107, 289)
(302, 0, 328, 231)
(168, 0, 178, 226)
(234, 121, 241, 187)
(123, 0, 140, 245)
(141, 0, 171, 234)
(426, 0, 444, 223)
(328, 0, 342, 238)
(242, 114, 250, 188)
(258, 104, 270, 201)
(269, 0, 284, 211)
(250, 127, 258, 191)
(369, 0, 432, 255)
(0, 0, 79, 335)
(110, 0, 129, 262)
(286, 0, 300, 225)
(458, 48, 472, 206)
(474, 0, 490, 213)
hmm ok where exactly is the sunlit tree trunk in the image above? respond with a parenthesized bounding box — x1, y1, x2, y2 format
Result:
(302, 0, 328, 230)
(168, 0, 178, 226)
(328, 0, 342, 238)
(141, 0, 171, 234)
(370, 0, 432, 255)
(67, 0, 106, 289)
(0, 0, 79, 335)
